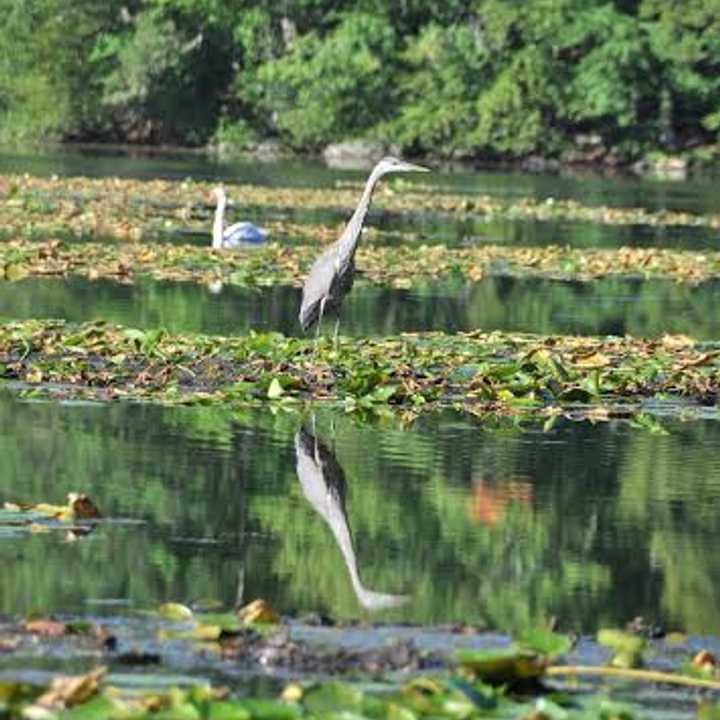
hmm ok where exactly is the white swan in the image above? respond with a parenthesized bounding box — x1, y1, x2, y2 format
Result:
(210, 186, 268, 249)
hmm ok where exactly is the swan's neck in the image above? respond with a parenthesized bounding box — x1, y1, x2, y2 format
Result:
(212, 197, 226, 249)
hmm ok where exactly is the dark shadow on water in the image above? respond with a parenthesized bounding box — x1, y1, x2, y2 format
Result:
(2, 274, 720, 340)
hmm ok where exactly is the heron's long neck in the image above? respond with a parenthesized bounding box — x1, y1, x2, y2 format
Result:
(212, 197, 225, 249)
(335, 167, 384, 261)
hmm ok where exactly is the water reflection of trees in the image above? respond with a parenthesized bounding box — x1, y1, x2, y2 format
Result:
(3, 275, 720, 340)
(1, 394, 719, 633)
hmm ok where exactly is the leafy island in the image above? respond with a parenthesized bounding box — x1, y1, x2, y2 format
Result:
(0, 319, 717, 416)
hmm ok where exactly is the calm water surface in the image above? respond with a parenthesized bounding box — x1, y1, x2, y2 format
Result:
(1, 275, 718, 340)
(4, 146, 719, 252)
(2, 393, 720, 635)
(2, 145, 719, 215)
(2, 147, 720, 657)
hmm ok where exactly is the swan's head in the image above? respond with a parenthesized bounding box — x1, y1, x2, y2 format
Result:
(209, 185, 227, 204)
(374, 156, 430, 177)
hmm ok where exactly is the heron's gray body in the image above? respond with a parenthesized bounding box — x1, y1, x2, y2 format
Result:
(298, 228, 359, 331)
(298, 156, 428, 333)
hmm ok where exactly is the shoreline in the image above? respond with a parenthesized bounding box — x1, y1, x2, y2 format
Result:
(6, 139, 720, 178)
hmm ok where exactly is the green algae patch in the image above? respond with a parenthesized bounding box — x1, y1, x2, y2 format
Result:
(2, 238, 720, 287)
(0, 319, 718, 412)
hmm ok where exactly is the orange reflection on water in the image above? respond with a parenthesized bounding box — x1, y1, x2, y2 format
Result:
(468, 478, 534, 526)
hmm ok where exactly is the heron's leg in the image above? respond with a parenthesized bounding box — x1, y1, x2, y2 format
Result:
(316, 297, 327, 340)
(311, 412, 320, 463)
(333, 315, 341, 349)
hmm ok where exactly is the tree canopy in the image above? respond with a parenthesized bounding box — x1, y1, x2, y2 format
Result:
(1, 0, 718, 161)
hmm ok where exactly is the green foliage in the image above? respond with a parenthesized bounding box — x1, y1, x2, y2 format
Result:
(0, 0, 119, 141)
(212, 118, 259, 152)
(241, 12, 397, 148)
(386, 23, 488, 156)
(95, 5, 236, 144)
(0, 0, 719, 159)
(472, 46, 563, 157)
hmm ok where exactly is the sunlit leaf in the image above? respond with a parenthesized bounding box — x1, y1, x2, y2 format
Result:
(518, 628, 573, 657)
(455, 648, 545, 684)
(237, 599, 280, 626)
(267, 378, 285, 399)
(158, 603, 194, 621)
(303, 682, 364, 715)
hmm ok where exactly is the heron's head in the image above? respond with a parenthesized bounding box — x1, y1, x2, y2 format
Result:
(374, 156, 430, 177)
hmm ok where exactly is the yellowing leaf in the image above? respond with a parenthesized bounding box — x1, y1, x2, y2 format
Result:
(35, 666, 106, 709)
(24, 368, 43, 384)
(281, 684, 304, 702)
(573, 352, 611, 368)
(4, 263, 29, 281)
(158, 624, 222, 641)
(237, 599, 280, 626)
(661, 334, 695, 349)
(25, 619, 67, 636)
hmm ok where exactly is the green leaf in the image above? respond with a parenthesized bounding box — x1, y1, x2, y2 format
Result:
(196, 612, 241, 633)
(205, 700, 252, 720)
(454, 648, 544, 684)
(517, 628, 573, 657)
(303, 682, 364, 715)
(597, 629, 645, 654)
(59, 696, 119, 720)
(153, 703, 202, 720)
(235, 699, 301, 720)
(556, 387, 594, 403)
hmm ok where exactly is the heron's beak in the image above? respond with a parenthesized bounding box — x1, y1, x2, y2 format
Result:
(400, 161, 430, 173)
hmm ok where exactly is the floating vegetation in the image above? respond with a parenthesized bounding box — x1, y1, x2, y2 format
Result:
(2, 174, 719, 247)
(4, 168, 720, 719)
(0, 492, 101, 539)
(0, 319, 717, 413)
(2, 238, 719, 288)
(0, 614, 719, 719)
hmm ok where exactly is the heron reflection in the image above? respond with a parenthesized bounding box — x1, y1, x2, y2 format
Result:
(294, 424, 408, 611)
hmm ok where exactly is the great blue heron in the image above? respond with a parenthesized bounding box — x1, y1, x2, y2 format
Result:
(294, 424, 409, 611)
(298, 156, 429, 336)
(210, 185, 268, 249)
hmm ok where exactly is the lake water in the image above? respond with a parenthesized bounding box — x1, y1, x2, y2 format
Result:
(2, 392, 720, 638)
(3, 145, 720, 254)
(1, 146, 719, 691)
(1, 275, 719, 340)
(2, 144, 719, 215)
